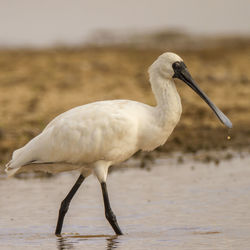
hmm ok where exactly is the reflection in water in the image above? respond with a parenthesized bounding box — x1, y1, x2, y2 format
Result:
(106, 235, 119, 250)
(57, 237, 75, 250)
(57, 235, 119, 250)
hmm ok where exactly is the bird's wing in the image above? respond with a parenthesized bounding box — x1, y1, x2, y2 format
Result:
(5, 100, 141, 174)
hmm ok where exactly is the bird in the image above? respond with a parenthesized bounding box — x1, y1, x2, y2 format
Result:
(5, 52, 232, 236)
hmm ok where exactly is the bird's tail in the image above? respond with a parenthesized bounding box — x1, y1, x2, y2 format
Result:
(5, 131, 47, 177)
(5, 162, 21, 177)
(5, 145, 34, 177)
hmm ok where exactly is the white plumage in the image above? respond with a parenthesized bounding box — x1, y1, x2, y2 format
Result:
(6, 53, 183, 182)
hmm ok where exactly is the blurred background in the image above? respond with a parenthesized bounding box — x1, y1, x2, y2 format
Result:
(0, 0, 250, 47)
(0, 0, 250, 165)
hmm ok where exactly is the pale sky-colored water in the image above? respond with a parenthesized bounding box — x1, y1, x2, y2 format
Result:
(0, 0, 249, 47)
(1, 153, 250, 249)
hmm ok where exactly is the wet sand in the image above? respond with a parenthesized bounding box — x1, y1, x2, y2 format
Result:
(1, 153, 250, 249)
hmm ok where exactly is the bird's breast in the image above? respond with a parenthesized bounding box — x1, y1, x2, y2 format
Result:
(138, 106, 182, 152)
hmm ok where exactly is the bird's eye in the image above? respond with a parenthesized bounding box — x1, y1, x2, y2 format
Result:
(172, 62, 181, 71)
(173, 61, 186, 72)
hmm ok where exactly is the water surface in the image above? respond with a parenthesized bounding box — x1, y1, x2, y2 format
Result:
(1, 153, 250, 249)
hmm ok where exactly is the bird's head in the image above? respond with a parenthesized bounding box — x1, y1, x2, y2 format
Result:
(149, 52, 183, 79)
(149, 52, 232, 129)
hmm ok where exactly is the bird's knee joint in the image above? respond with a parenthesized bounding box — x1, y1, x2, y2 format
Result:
(60, 200, 69, 214)
(105, 210, 116, 222)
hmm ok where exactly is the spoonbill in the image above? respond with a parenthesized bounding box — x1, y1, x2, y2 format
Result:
(5, 52, 232, 236)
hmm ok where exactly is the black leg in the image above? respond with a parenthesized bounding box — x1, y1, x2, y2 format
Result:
(55, 174, 85, 236)
(101, 182, 123, 235)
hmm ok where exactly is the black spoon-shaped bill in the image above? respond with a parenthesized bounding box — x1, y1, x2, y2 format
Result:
(172, 61, 232, 129)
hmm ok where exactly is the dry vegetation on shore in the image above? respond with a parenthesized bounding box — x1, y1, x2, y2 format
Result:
(0, 38, 249, 166)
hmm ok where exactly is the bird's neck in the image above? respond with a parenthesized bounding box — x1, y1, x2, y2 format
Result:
(150, 73, 182, 126)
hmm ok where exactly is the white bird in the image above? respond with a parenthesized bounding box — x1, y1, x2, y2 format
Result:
(5, 52, 232, 236)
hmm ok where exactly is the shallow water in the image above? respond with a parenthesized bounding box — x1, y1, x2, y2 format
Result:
(1, 153, 250, 249)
